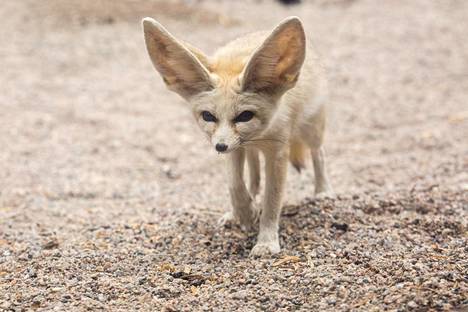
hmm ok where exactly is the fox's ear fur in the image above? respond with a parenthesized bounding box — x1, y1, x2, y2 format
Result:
(142, 18, 213, 99)
(241, 17, 306, 95)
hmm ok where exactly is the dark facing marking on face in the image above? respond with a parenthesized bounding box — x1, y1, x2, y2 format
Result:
(233, 111, 255, 123)
(201, 111, 217, 122)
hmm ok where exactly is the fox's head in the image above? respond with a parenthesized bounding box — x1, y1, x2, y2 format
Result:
(142, 17, 306, 153)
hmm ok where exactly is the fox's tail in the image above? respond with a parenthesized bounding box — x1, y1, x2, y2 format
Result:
(289, 140, 308, 172)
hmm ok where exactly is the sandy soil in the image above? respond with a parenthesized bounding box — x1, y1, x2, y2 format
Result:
(0, 0, 467, 311)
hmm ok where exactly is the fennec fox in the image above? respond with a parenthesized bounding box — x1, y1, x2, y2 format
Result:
(142, 16, 332, 256)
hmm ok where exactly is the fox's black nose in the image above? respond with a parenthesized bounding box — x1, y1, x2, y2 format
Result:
(215, 143, 228, 152)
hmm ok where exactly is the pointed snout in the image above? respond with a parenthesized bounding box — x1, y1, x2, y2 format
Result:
(212, 123, 238, 153)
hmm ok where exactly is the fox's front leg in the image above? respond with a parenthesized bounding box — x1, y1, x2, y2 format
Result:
(250, 146, 288, 256)
(219, 149, 258, 227)
(246, 149, 260, 198)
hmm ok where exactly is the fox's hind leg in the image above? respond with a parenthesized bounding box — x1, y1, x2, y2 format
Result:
(246, 148, 260, 198)
(311, 147, 333, 195)
(302, 106, 333, 196)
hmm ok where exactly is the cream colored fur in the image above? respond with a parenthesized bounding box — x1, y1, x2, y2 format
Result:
(143, 17, 332, 256)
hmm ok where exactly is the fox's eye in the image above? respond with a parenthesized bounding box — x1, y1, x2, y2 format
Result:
(234, 111, 255, 123)
(201, 111, 217, 122)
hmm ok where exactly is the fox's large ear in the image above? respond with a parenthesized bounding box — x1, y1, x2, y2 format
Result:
(241, 17, 306, 95)
(142, 18, 213, 99)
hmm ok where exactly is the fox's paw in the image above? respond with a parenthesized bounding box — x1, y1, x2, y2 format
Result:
(217, 211, 236, 227)
(237, 202, 260, 229)
(315, 189, 335, 199)
(250, 240, 280, 257)
(315, 181, 335, 198)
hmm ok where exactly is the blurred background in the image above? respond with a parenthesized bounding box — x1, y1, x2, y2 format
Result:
(1, 0, 467, 232)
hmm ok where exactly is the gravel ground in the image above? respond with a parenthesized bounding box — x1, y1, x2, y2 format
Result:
(1, 0, 467, 311)
(1, 190, 467, 311)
